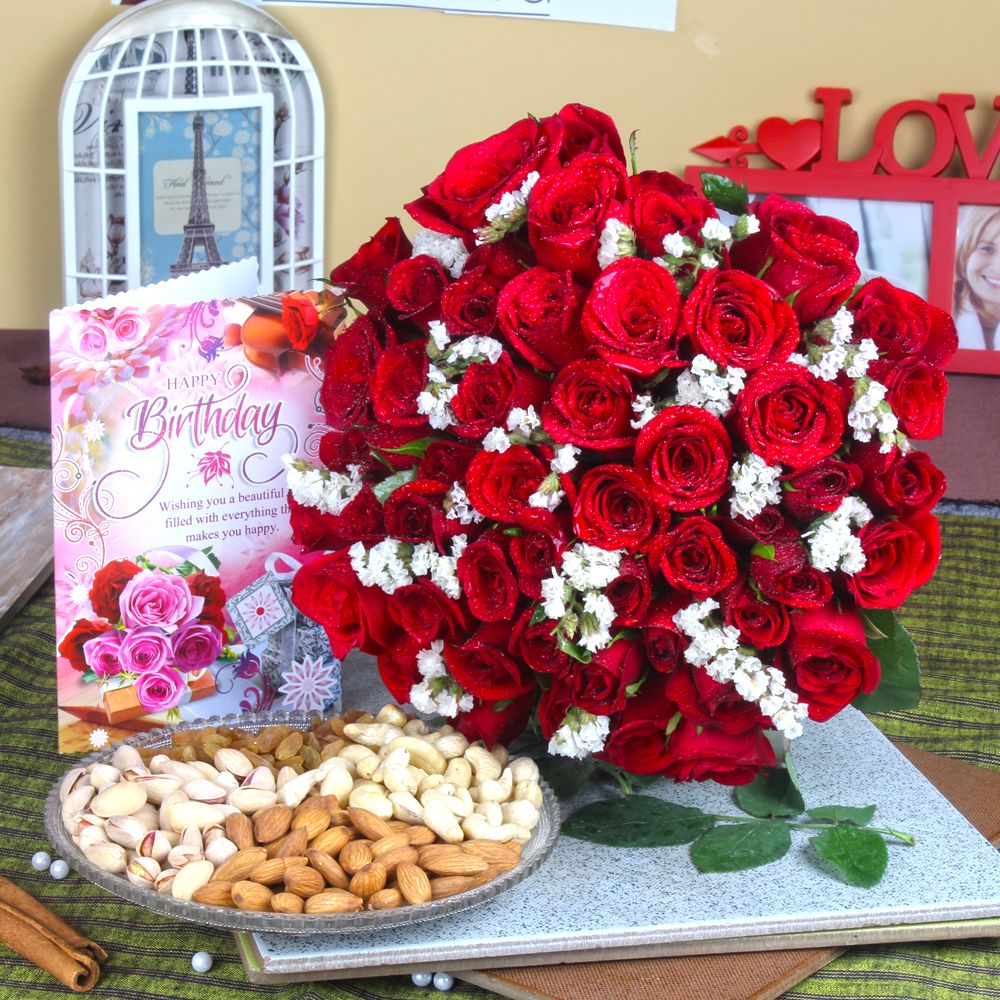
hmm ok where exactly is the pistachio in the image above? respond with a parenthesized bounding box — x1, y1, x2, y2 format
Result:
(184, 778, 227, 804)
(154, 868, 179, 894)
(213, 772, 240, 795)
(59, 767, 88, 803)
(159, 760, 205, 783)
(227, 788, 278, 814)
(214, 748, 254, 779)
(241, 766, 276, 792)
(204, 837, 239, 867)
(111, 744, 143, 773)
(89, 763, 122, 790)
(138, 830, 172, 863)
(171, 859, 215, 901)
(78, 826, 110, 851)
(91, 781, 148, 818)
(105, 815, 150, 850)
(164, 800, 226, 833)
(83, 841, 128, 873)
(126, 856, 160, 888)
(167, 845, 205, 869)
(180, 825, 204, 850)
(134, 773, 184, 805)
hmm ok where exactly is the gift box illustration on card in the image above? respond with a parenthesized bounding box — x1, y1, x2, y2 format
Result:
(50, 263, 343, 752)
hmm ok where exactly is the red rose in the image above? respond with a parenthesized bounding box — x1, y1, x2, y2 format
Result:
(781, 458, 863, 522)
(446, 624, 535, 700)
(681, 270, 800, 371)
(598, 718, 672, 774)
(418, 440, 479, 485)
(370, 341, 430, 429)
(288, 488, 385, 552)
(571, 637, 646, 716)
(870, 358, 948, 441)
(542, 359, 635, 452)
(751, 541, 833, 609)
(654, 517, 738, 597)
(451, 354, 546, 440)
(729, 195, 861, 325)
(383, 479, 449, 542)
(778, 605, 880, 722)
(629, 171, 716, 258)
(319, 429, 380, 477)
(385, 255, 448, 325)
(719, 576, 789, 649)
(377, 639, 422, 704)
(846, 514, 940, 609)
(59, 618, 113, 672)
(526, 153, 629, 279)
(290, 550, 363, 659)
(455, 692, 535, 749)
(735, 363, 846, 470)
(457, 534, 520, 623)
(635, 406, 732, 512)
(187, 571, 227, 632)
(581, 257, 684, 376)
(665, 665, 763, 735)
(538, 678, 576, 740)
(329, 217, 411, 316)
(496, 267, 589, 373)
(464, 445, 549, 524)
(724, 506, 798, 549)
(512, 610, 574, 675)
(573, 465, 657, 553)
(849, 277, 958, 366)
(280, 291, 320, 351)
(90, 559, 142, 621)
(319, 316, 381, 430)
(640, 597, 688, 674)
(856, 445, 945, 517)
(365, 425, 427, 472)
(509, 529, 563, 600)
(387, 580, 469, 647)
(405, 116, 563, 237)
(440, 276, 497, 337)
(463, 239, 533, 289)
(606, 556, 653, 627)
(556, 103, 626, 163)
(664, 719, 777, 786)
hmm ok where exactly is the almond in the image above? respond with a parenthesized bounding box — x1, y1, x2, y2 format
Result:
(291, 806, 330, 841)
(271, 891, 305, 914)
(419, 852, 489, 877)
(211, 846, 266, 883)
(395, 861, 432, 905)
(307, 849, 350, 890)
(270, 826, 309, 859)
(232, 880, 273, 912)
(406, 825, 438, 847)
(370, 831, 411, 857)
(373, 844, 418, 875)
(309, 827, 352, 856)
(428, 875, 477, 900)
(385, 819, 410, 833)
(328, 808, 353, 827)
(249, 858, 288, 886)
(348, 862, 386, 900)
(348, 806, 393, 841)
(192, 881, 235, 907)
(416, 844, 464, 867)
(338, 840, 373, 874)
(366, 887, 403, 910)
(225, 813, 255, 851)
(304, 889, 363, 914)
(461, 840, 521, 871)
(284, 864, 326, 898)
(253, 804, 293, 844)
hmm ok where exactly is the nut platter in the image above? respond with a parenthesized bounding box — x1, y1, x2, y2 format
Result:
(44, 707, 559, 933)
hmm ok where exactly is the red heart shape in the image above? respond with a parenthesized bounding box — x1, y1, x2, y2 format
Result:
(757, 117, 822, 171)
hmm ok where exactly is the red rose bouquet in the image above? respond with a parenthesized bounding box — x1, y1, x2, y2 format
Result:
(285, 105, 954, 788)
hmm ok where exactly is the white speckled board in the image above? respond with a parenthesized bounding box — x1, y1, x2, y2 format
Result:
(239, 652, 1000, 981)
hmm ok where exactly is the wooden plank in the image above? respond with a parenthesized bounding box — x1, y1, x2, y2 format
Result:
(0, 466, 52, 631)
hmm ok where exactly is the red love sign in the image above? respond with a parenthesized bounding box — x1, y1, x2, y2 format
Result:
(756, 117, 823, 171)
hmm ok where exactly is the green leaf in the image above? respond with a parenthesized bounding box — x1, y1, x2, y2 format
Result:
(502, 527, 524, 537)
(810, 825, 888, 888)
(492, 698, 514, 713)
(538, 756, 596, 801)
(372, 467, 418, 504)
(628, 129, 640, 174)
(700, 172, 749, 215)
(379, 437, 439, 458)
(529, 605, 547, 627)
(81, 669, 98, 684)
(201, 547, 221, 570)
(556, 633, 592, 664)
(808, 804, 877, 826)
(852, 609, 921, 713)
(562, 795, 714, 847)
(690, 821, 791, 873)
(751, 542, 776, 561)
(735, 768, 805, 819)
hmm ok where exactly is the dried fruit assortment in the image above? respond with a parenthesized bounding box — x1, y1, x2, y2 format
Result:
(58, 706, 542, 915)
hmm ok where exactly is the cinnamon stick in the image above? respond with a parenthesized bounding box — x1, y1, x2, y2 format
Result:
(0, 874, 106, 991)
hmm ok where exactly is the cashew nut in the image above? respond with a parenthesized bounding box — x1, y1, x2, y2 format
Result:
(387, 736, 447, 775)
(342, 722, 404, 749)
(434, 732, 470, 760)
(501, 799, 540, 830)
(443, 757, 473, 789)
(513, 780, 544, 808)
(319, 766, 354, 807)
(464, 746, 502, 782)
(375, 704, 409, 728)
(460, 814, 520, 842)
(402, 718, 430, 736)
(388, 790, 424, 824)
(508, 757, 540, 784)
(473, 800, 503, 826)
(349, 784, 393, 819)
(421, 799, 464, 843)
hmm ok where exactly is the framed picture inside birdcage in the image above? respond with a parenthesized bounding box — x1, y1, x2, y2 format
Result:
(124, 94, 274, 287)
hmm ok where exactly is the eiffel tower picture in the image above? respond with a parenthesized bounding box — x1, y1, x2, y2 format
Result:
(170, 113, 227, 277)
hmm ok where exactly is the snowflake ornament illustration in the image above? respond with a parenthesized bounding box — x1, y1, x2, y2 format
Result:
(81, 418, 106, 443)
(89, 728, 110, 750)
(278, 655, 341, 713)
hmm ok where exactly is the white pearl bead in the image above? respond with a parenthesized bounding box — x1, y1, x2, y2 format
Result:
(31, 851, 51, 872)
(49, 860, 69, 880)
(410, 972, 433, 987)
(433, 972, 454, 991)
(191, 952, 213, 973)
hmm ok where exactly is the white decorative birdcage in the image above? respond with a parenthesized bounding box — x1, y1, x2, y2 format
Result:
(60, 0, 325, 302)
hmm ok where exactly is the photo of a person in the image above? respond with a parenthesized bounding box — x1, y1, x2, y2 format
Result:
(954, 205, 1000, 351)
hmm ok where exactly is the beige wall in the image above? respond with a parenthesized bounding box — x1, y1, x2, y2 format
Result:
(5, 0, 1000, 328)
